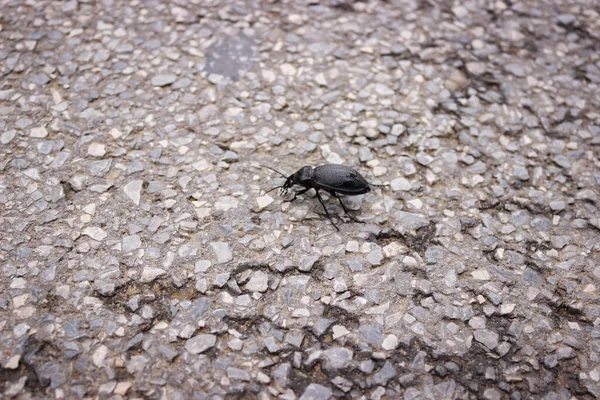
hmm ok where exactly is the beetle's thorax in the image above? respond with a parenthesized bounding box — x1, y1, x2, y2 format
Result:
(292, 166, 314, 185)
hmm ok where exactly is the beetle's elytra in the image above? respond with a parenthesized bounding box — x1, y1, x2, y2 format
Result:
(263, 164, 371, 231)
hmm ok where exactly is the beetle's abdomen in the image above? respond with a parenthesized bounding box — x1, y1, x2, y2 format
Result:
(313, 164, 370, 195)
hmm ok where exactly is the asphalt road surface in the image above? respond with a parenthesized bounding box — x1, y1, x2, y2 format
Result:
(1, 0, 599, 399)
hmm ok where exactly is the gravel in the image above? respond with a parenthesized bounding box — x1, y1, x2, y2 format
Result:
(1, 0, 599, 399)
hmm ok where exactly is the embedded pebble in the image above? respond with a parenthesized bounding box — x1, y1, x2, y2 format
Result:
(88, 143, 106, 157)
(122, 235, 141, 252)
(299, 384, 332, 400)
(256, 194, 274, 211)
(30, 126, 48, 138)
(382, 335, 399, 350)
(123, 180, 143, 206)
(245, 271, 269, 292)
(92, 345, 108, 368)
(82, 227, 108, 241)
(1, 130, 16, 144)
(474, 330, 499, 350)
(390, 177, 411, 191)
(152, 74, 177, 87)
(185, 334, 217, 355)
(210, 242, 232, 264)
(299, 255, 320, 272)
(140, 267, 167, 283)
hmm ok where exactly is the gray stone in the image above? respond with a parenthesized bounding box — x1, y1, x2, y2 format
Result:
(576, 189, 597, 203)
(466, 62, 487, 75)
(544, 354, 558, 369)
(390, 177, 411, 191)
(89, 159, 112, 176)
(210, 242, 232, 264)
(549, 200, 566, 211)
(82, 227, 107, 241)
(504, 63, 527, 77)
(273, 363, 292, 387)
(294, 121, 309, 133)
(556, 345, 574, 359)
(359, 146, 373, 162)
(30, 73, 51, 86)
(332, 278, 347, 292)
(172, 78, 192, 89)
(474, 329, 499, 350)
(1, 130, 16, 144)
(30, 126, 48, 138)
(299, 255, 320, 272)
(425, 246, 444, 264)
(123, 180, 143, 206)
(264, 336, 280, 353)
(285, 330, 305, 348)
(227, 367, 250, 381)
(366, 246, 384, 266)
(4, 376, 27, 397)
(345, 255, 363, 271)
(213, 273, 230, 288)
(372, 361, 397, 385)
(227, 338, 243, 351)
(122, 235, 141, 252)
(391, 124, 406, 136)
(312, 318, 333, 337)
(87, 142, 106, 157)
(93, 280, 115, 297)
(158, 345, 178, 362)
(513, 165, 530, 180)
(299, 383, 332, 400)
(553, 155, 571, 169)
(194, 260, 212, 273)
(198, 104, 219, 121)
(483, 388, 503, 400)
(469, 317, 486, 330)
(359, 324, 382, 344)
(322, 347, 353, 371)
(185, 334, 216, 354)
(151, 74, 177, 87)
(140, 267, 166, 283)
(245, 270, 269, 292)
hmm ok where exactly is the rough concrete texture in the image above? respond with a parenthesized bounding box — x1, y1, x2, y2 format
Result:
(1, 0, 600, 399)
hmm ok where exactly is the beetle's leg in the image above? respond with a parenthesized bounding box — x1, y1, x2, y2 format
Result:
(334, 194, 363, 223)
(315, 190, 340, 231)
(283, 187, 310, 202)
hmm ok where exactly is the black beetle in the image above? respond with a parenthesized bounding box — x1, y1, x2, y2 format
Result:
(263, 164, 371, 230)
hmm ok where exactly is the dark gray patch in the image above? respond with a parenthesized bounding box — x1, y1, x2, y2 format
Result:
(205, 34, 255, 80)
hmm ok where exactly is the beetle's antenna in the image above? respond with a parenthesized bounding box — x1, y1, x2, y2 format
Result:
(369, 182, 389, 188)
(265, 185, 283, 194)
(260, 165, 288, 179)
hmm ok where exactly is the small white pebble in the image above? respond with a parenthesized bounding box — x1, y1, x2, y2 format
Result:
(332, 325, 349, 339)
(88, 143, 106, 157)
(382, 334, 398, 350)
(346, 241, 359, 252)
(256, 194, 274, 211)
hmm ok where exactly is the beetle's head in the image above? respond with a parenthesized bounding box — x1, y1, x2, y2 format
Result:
(263, 165, 314, 196)
(279, 166, 312, 195)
